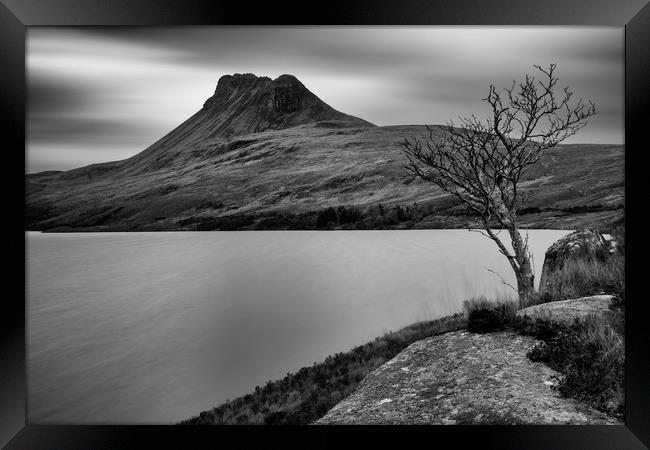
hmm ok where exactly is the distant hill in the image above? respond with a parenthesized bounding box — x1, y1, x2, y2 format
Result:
(26, 74, 624, 232)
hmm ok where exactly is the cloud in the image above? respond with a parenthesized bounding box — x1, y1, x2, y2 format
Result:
(26, 27, 624, 173)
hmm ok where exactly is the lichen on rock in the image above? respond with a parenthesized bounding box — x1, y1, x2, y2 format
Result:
(515, 295, 615, 326)
(315, 331, 619, 425)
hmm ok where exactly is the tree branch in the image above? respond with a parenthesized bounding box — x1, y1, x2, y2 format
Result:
(400, 64, 596, 302)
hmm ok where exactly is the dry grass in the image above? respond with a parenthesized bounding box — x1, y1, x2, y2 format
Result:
(543, 256, 624, 301)
(463, 295, 519, 333)
(543, 225, 625, 304)
(181, 313, 467, 425)
(527, 313, 624, 418)
(518, 226, 625, 418)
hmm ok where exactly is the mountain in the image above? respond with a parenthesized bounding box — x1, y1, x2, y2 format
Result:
(203, 73, 374, 135)
(25, 74, 624, 232)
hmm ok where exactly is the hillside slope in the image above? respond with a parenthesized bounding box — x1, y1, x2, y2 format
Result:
(26, 74, 624, 232)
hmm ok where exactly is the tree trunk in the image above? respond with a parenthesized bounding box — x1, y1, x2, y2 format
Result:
(508, 226, 536, 306)
(515, 259, 536, 306)
(480, 217, 537, 306)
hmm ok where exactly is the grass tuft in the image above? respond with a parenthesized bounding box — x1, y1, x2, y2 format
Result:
(542, 257, 624, 301)
(464, 296, 518, 333)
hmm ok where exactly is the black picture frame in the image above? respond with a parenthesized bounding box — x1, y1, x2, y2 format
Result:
(2, 0, 648, 448)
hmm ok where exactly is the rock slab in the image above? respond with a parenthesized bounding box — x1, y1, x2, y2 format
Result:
(516, 295, 615, 326)
(316, 331, 618, 425)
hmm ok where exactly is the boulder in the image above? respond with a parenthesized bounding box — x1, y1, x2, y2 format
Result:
(315, 331, 618, 425)
(515, 295, 615, 326)
(538, 229, 610, 298)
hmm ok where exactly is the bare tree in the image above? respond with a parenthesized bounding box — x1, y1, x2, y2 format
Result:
(401, 64, 596, 305)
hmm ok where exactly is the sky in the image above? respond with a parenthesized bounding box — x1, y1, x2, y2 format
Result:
(27, 26, 624, 173)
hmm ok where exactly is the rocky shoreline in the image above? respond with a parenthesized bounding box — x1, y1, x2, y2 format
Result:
(316, 297, 620, 425)
(315, 229, 624, 425)
(182, 228, 624, 425)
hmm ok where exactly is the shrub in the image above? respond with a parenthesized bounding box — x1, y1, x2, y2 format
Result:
(464, 296, 518, 333)
(511, 315, 569, 341)
(525, 313, 624, 418)
(316, 207, 338, 228)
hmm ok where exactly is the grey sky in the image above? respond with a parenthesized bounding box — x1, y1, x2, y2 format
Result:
(27, 26, 623, 173)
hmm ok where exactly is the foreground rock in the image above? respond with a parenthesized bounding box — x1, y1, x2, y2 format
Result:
(315, 331, 618, 425)
(539, 229, 610, 297)
(516, 295, 615, 326)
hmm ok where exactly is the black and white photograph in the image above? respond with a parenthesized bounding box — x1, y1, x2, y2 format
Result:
(24, 25, 627, 427)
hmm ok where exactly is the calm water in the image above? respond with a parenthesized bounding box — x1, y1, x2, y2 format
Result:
(27, 229, 571, 423)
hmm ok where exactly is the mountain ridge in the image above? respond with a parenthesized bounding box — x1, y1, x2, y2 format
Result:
(35, 73, 374, 180)
(25, 74, 624, 232)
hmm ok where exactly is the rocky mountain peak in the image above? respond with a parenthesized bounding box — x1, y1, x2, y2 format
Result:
(205, 73, 271, 108)
(269, 74, 314, 114)
(216, 73, 270, 91)
(201, 73, 374, 135)
(271, 74, 302, 87)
